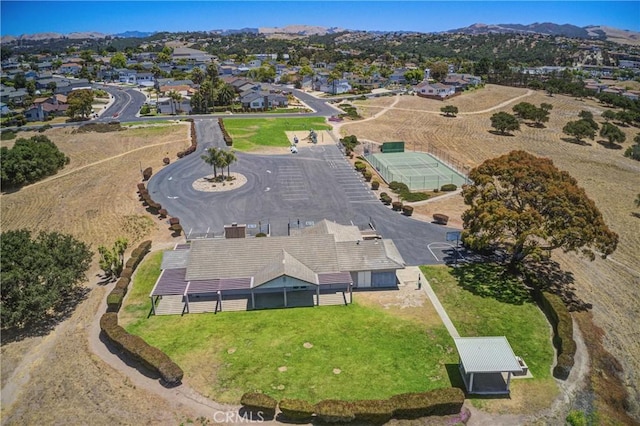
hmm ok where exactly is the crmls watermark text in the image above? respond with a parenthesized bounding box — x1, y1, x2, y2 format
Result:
(212, 411, 265, 423)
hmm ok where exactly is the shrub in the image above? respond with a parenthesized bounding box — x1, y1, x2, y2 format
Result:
(390, 388, 465, 419)
(255, 232, 267, 237)
(381, 195, 392, 205)
(389, 181, 410, 193)
(106, 290, 124, 312)
(355, 163, 366, 173)
(371, 180, 380, 190)
(440, 183, 457, 192)
(158, 209, 168, 218)
(402, 205, 414, 216)
(240, 392, 277, 418)
(314, 400, 355, 423)
(379, 192, 388, 198)
(433, 213, 449, 225)
(392, 201, 403, 211)
(137, 183, 146, 192)
(163, 157, 170, 165)
(363, 170, 372, 182)
(351, 399, 394, 425)
(278, 398, 315, 421)
(120, 267, 134, 279)
(142, 167, 152, 181)
(169, 217, 180, 225)
(170, 224, 183, 235)
(401, 192, 430, 202)
(99, 313, 183, 386)
(114, 277, 130, 292)
(534, 291, 576, 380)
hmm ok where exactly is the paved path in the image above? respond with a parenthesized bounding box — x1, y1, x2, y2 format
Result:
(396, 266, 460, 338)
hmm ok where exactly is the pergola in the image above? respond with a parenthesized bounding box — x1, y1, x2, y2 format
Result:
(454, 336, 523, 395)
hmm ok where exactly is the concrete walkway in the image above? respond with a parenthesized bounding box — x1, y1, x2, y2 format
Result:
(396, 266, 460, 338)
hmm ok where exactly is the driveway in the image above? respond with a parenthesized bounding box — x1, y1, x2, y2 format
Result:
(148, 122, 459, 266)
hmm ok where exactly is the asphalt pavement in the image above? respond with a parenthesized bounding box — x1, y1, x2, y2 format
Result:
(148, 121, 460, 266)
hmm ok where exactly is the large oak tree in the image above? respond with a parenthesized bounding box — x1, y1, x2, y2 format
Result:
(462, 151, 618, 265)
(1, 230, 93, 329)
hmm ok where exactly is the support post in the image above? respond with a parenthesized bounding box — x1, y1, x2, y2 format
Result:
(284, 287, 287, 307)
(150, 296, 156, 315)
(251, 291, 255, 310)
(506, 371, 512, 392)
(469, 372, 474, 393)
(316, 285, 320, 306)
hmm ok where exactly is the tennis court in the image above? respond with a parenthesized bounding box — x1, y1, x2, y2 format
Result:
(365, 152, 468, 191)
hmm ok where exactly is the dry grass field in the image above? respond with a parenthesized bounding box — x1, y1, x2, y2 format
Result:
(1, 123, 199, 424)
(1, 123, 190, 247)
(343, 86, 640, 419)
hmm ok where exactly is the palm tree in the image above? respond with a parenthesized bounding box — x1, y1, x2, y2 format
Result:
(223, 150, 237, 178)
(201, 147, 221, 178)
(217, 83, 236, 106)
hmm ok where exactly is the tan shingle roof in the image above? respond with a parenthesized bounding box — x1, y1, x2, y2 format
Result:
(253, 250, 318, 287)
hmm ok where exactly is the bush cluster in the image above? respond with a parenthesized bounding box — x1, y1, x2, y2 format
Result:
(177, 121, 198, 158)
(535, 291, 576, 380)
(240, 392, 277, 418)
(1, 135, 69, 189)
(440, 183, 458, 192)
(274, 388, 464, 423)
(219, 118, 233, 146)
(100, 312, 183, 386)
(380, 192, 392, 205)
(388, 181, 430, 202)
(106, 240, 151, 312)
(138, 183, 161, 212)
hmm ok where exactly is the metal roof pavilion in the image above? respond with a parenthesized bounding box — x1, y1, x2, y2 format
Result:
(454, 336, 522, 373)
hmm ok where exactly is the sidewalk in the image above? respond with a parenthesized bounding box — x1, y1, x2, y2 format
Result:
(396, 266, 460, 338)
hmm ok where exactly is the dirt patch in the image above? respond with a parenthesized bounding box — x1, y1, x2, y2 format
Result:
(192, 173, 247, 192)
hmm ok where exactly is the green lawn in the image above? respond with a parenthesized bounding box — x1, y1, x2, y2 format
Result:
(421, 264, 558, 412)
(223, 117, 331, 151)
(122, 251, 457, 404)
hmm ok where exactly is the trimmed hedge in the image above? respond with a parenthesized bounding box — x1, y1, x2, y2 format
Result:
(381, 194, 392, 205)
(240, 392, 277, 418)
(219, 118, 233, 146)
(169, 217, 180, 225)
(390, 388, 465, 419)
(100, 312, 184, 385)
(433, 213, 449, 225)
(392, 201, 403, 211)
(363, 170, 372, 182)
(142, 167, 152, 181)
(315, 400, 355, 423)
(535, 291, 576, 380)
(401, 192, 430, 202)
(171, 224, 183, 235)
(440, 183, 457, 192)
(106, 240, 150, 313)
(177, 120, 198, 157)
(278, 398, 315, 421)
(402, 205, 414, 216)
(371, 180, 380, 190)
(351, 399, 394, 425)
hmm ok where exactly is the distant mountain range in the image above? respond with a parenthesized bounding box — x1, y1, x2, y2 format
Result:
(445, 22, 640, 44)
(2, 22, 639, 45)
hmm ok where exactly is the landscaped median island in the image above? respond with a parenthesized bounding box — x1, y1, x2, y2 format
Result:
(222, 117, 331, 151)
(421, 264, 558, 413)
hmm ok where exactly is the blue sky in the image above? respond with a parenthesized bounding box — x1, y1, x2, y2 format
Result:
(1, 1, 639, 36)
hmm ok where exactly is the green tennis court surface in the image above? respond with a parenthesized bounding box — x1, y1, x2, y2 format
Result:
(365, 152, 468, 190)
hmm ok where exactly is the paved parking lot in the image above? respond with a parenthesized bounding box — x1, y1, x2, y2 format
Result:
(148, 122, 460, 265)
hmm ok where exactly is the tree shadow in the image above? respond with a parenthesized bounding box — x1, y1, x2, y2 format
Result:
(450, 262, 533, 305)
(521, 259, 589, 312)
(525, 122, 546, 128)
(488, 130, 516, 137)
(596, 140, 623, 150)
(1, 286, 91, 345)
(561, 137, 592, 146)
